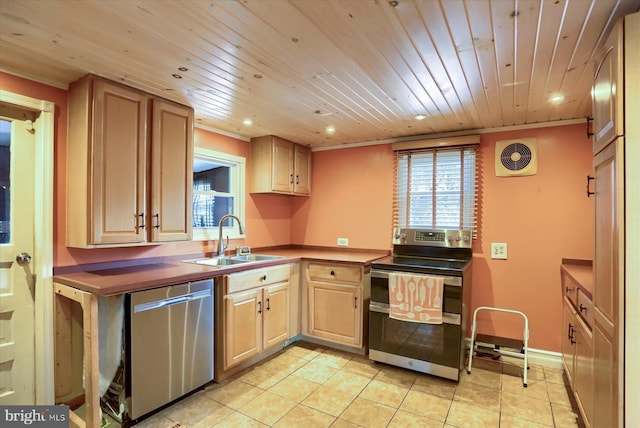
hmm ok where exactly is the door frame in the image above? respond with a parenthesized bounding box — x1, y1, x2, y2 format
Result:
(0, 90, 55, 404)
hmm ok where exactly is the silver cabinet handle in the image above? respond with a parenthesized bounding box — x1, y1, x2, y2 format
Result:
(16, 252, 32, 265)
(133, 289, 211, 313)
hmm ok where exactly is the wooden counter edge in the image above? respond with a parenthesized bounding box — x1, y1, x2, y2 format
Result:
(560, 259, 593, 298)
(53, 250, 389, 296)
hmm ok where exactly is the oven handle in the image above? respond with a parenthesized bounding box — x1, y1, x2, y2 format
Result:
(371, 269, 462, 287)
(369, 302, 461, 325)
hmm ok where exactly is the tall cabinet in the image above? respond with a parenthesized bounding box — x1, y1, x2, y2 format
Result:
(590, 12, 639, 428)
(67, 75, 193, 247)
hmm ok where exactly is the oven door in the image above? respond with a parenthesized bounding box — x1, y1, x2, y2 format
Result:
(368, 270, 464, 380)
(368, 303, 462, 380)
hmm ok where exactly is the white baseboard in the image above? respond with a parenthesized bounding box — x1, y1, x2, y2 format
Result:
(466, 338, 563, 370)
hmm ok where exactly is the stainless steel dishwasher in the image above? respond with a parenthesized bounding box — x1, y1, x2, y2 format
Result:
(128, 278, 214, 420)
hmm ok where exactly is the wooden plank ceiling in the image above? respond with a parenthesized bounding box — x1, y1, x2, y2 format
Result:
(1, 0, 638, 148)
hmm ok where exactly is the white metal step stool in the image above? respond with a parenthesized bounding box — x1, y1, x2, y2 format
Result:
(467, 306, 530, 387)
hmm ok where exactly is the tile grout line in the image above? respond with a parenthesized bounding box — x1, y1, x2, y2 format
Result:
(147, 345, 581, 428)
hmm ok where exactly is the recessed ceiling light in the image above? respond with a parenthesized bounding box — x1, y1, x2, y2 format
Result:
(243, 118, 253, 126)
(326, 125, 336, 134)
(551, 95, 564, 103)
(414, 114, 427, 120)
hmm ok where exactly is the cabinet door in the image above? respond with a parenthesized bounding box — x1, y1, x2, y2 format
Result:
(592, 20, 623, 154)
(293, 144, 311, 195)
(574, 317, 593, 427)
(561, 299, 576, 386)
(224, 288, 262, 369)
(263, 282, 290, 348)
(150, 99, 193, 242)
(593, 140, 621, 333)
(271, 137, 294, 193)
(307, 281, 362, 346)
(91, 79, 147, 244)
(592, 139, 622, 427)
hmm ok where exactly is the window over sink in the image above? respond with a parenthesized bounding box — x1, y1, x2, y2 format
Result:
(192, 147, 245, 241)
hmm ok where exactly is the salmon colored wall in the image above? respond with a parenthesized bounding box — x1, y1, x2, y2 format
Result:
(294, 125, 594, 352)
(291, 144, 395, 249)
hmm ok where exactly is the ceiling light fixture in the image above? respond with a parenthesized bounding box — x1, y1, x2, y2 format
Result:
(551, 95, 564, 103)
(326, 125, 336, 134)
(243, 118, 253, 126)
(414, 114, 427, 120)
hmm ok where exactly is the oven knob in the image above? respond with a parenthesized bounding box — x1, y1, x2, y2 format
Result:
(463, 235, 470, 242)
(455, 236, 461, 241)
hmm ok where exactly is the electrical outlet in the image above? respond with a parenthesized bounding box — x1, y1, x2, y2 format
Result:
(337, 237, 349, 247)
(491, 243, 508, 259)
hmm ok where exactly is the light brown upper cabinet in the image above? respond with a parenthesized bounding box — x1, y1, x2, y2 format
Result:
(150, 99, 193, 242)
(592, 20, 623, 154)
(67, 75, 193, 248)
(249, 135, 311, 195)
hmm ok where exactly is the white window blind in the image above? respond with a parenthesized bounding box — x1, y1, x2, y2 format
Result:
(394, 146, 478, 237)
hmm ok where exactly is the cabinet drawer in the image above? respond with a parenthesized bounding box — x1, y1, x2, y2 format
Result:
(307, 263, 362, 285)
(226, 264, 290, 294)
(577, 290, 594, 329)
(561, 273, 579, 307)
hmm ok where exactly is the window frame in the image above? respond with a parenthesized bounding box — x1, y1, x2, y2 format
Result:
(192, 147, 246, 241)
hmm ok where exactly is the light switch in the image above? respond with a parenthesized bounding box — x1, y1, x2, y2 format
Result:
(491, 243, 508, 259)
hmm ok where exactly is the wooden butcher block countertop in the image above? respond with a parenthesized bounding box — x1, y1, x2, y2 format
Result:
(53, 247, 389, 296)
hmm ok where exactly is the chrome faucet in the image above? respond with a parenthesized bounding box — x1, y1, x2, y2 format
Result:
(217, 214, 244, 256)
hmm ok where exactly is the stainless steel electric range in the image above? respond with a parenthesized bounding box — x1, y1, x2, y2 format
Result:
(369, 228, 473, 381)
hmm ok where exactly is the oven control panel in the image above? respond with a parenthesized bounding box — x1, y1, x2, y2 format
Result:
(392, 228, 472, 248)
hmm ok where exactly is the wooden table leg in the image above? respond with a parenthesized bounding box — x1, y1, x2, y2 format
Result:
(54, 283, 101, 428)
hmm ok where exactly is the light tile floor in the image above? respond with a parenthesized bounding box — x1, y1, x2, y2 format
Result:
(132, 343, 584, 428)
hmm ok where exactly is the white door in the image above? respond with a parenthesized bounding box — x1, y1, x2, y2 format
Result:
(0, 106, 37, 404)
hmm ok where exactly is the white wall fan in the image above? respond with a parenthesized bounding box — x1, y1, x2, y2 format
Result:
(495, 138, 538, 177)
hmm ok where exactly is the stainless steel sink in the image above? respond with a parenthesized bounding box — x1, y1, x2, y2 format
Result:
(229, 254, 284, 262)
(182, 257, 248, 267)
(182, 254, 283, 267)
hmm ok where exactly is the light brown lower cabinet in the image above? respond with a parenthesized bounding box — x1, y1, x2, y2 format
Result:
(561, 299, 577, 386)
(573, 316, 594, 425)
(223, 265, 290, 370)
(561, 270, 594, 427)
(303, 262, 368, 348)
